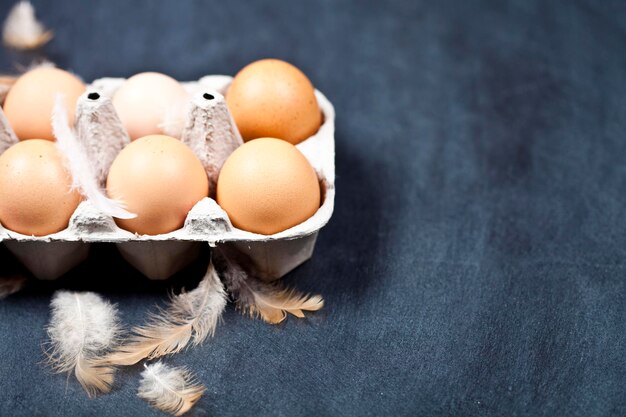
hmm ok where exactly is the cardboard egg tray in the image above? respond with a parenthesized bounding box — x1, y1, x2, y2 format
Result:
(0, 74, 335, 280)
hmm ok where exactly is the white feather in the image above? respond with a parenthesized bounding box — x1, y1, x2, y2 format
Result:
(45, 291, 122, 397)
(138, 362, 205, 416)
(52, 95, 136, 219)
(2, 1, 52, 50)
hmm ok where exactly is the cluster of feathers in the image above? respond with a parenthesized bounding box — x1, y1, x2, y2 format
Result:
(37, 247, 323, 415)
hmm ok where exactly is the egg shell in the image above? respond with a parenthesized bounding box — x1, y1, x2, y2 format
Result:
(226, 59, 322, 145)
(217, 137, 321, 235)
(3, 67, 86, 141)
(112, 72, 189, 140)
(106, 135, 209, 235)
(0, 139, 82, 236)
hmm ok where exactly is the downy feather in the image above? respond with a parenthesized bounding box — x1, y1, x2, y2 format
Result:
(2, 1, 52, 50)
(215, 246, 324, 324)
(45, 291, 121, 397)
(104, 260, 227, 366)
(138, 362, 205, 416)
(52, 95, 136, 219)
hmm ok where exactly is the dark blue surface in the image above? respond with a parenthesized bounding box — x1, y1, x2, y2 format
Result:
(1, 1, 625, 416)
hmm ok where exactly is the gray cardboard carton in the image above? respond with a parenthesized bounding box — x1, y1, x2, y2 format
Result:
(0, 75, 335, 280)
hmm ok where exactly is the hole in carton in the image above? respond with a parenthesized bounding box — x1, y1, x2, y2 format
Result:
(203, 93, 214, 100)
(87, 92, 100, 100)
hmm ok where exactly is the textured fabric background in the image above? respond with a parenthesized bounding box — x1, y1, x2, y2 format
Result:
(0, 1, 625, 416)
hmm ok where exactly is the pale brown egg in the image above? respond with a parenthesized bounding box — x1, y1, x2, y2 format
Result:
(0, 139, 81, 236)
(112, 72, 189, 140)
(217, 138, 320, 235)
(107, 135, 208, 235)
(3, 67, 86, 141)
(225, 59, 322, 145)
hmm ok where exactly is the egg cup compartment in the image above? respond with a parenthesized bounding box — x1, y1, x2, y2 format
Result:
(116, 240, 203, 280)
(0, 74, 335, 281)
(4, 241, 89, 280)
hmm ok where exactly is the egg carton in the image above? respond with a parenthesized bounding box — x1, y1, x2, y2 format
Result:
(0, 74, 335, 280)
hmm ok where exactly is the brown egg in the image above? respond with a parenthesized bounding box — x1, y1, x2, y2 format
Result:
(226, 59, 322, 145)
(3, 67, 86, 141)
(0, 140, 81, 236)
(107, 135, 209, 235)
(112, 72, 189, 140)
(217, 138, 320, 235)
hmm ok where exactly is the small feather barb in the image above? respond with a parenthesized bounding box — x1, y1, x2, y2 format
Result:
(215, 246, 324, 324)
(2, 1, 52, 50)
(104, 260, 227, 366)
(45, 291, 121, 397)
(138, 362, 205, 416)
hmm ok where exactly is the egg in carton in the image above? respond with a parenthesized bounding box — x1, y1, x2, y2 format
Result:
(0, 74, 335, 281)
